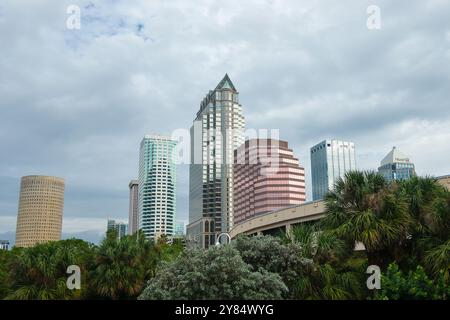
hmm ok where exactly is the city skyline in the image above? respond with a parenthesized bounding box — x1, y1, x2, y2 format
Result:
(1, 1, 450, 245)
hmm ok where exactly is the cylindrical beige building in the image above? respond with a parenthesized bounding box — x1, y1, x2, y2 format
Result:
(15, 175, 65, 248)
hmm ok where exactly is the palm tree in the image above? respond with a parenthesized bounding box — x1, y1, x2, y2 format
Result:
(283, 223, 347, 264)
(6, 239, 93, 300)
(89, 230, 181, 299)
(284, 224, 364, 299)
(397, 176, 450, 278)
(322, 171, 412, 268)
(294, 263, 363, 300)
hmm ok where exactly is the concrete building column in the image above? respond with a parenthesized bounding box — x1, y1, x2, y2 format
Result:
(285, 224, 292, 239)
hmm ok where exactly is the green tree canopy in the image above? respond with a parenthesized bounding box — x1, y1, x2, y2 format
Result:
(323, 171, 412, 267)
(233, 235, 308, 289)
(90, 230, 166, 299)
(5, 239, 94, 300)
(376, 263, 449, 300)
(139, 245, 288, 300)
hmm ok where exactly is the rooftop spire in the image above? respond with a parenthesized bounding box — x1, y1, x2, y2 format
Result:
(381, 146, 411, 166)
(215, 73, 236, 91)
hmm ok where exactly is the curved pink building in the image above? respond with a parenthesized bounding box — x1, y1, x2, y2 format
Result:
(233, 139, 306, 225)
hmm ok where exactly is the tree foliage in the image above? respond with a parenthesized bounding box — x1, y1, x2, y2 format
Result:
(138, 245, 287, 300)
(1, 231, 183, 300)
(5, 239, 94, 300)
(322, 171, 412, 268)
(233, 235, 308, 290)
(88, 230, 182, 299)
(376, 263, 449, 300)
(1, 171, 449, 300)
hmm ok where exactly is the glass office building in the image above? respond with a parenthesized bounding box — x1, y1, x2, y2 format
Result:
(138, 135, 177, 239)
(107, 219, 128, 239)
(310, 140, 356, 200)
(378, 147, 415, 182)
(174, 221, 185, 236)
(187, 74, 245, 248)
(233, 139, 306, 224)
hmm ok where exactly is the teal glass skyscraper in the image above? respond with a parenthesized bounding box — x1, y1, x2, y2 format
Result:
(138, 135, 177, 239)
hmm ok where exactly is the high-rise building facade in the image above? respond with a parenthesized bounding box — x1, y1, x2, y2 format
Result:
(378, 147, 415, 182)
(0, 240, 9, 251)
(15, 175, 65, 248)
(187, 74, 245, 248)
(128, 180, 139, 235)
(311, 140, 356, 200)
(138, 135, 177, 240)
(107, 219, 128, 239)
(174, 221, 185, 237)
(233, 139, 306, 224)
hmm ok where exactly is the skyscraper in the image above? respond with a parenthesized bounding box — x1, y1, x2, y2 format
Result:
(128, 180, 139, 235)
(233, 139, 306, 224)
(107, 219, 128, 239)
(0, 240, 9, 251)
(187, 74, 245, 248)
(378, 147, 415, 182)
(310, 140, 356, 200)
(15, 175, 65, 248)
(138, 135, 177, 240)
(174, 221, 185, 237)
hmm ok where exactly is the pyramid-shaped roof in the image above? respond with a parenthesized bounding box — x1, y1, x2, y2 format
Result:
(215, 74, 236, 91)
(380, 147, 411, 166)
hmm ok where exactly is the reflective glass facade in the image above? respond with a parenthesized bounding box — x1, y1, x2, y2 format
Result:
(377, 147, 415, 182)
(107, 219, 128, 239)
(378, 163, 415, 181)
(233, 139, 306, 224)
(310, 140, 356, 200)
(138, 135, 177, 239)
(187, 75, 245, 248)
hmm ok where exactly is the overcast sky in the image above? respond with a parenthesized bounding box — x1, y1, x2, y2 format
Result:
(1, 0, 449, 244)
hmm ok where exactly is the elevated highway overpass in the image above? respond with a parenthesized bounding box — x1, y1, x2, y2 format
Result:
(229, 200, 327, 239)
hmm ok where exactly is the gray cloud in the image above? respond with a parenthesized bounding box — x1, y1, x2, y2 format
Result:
(0, 0, 449, 238)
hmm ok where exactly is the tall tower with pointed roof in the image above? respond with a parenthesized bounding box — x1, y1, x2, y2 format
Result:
(187, 75, 245, 248)
(378, 146, 416, 182)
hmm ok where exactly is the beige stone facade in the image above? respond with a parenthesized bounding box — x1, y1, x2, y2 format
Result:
(437, 175, 450, 191)
(15, 175, 65, 248)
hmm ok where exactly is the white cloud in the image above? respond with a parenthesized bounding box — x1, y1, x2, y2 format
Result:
(0, 215, 108, 235)
(0, 0, 449, 233)
(0, 216, 16, 233)
(62, 217, 108, 234)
